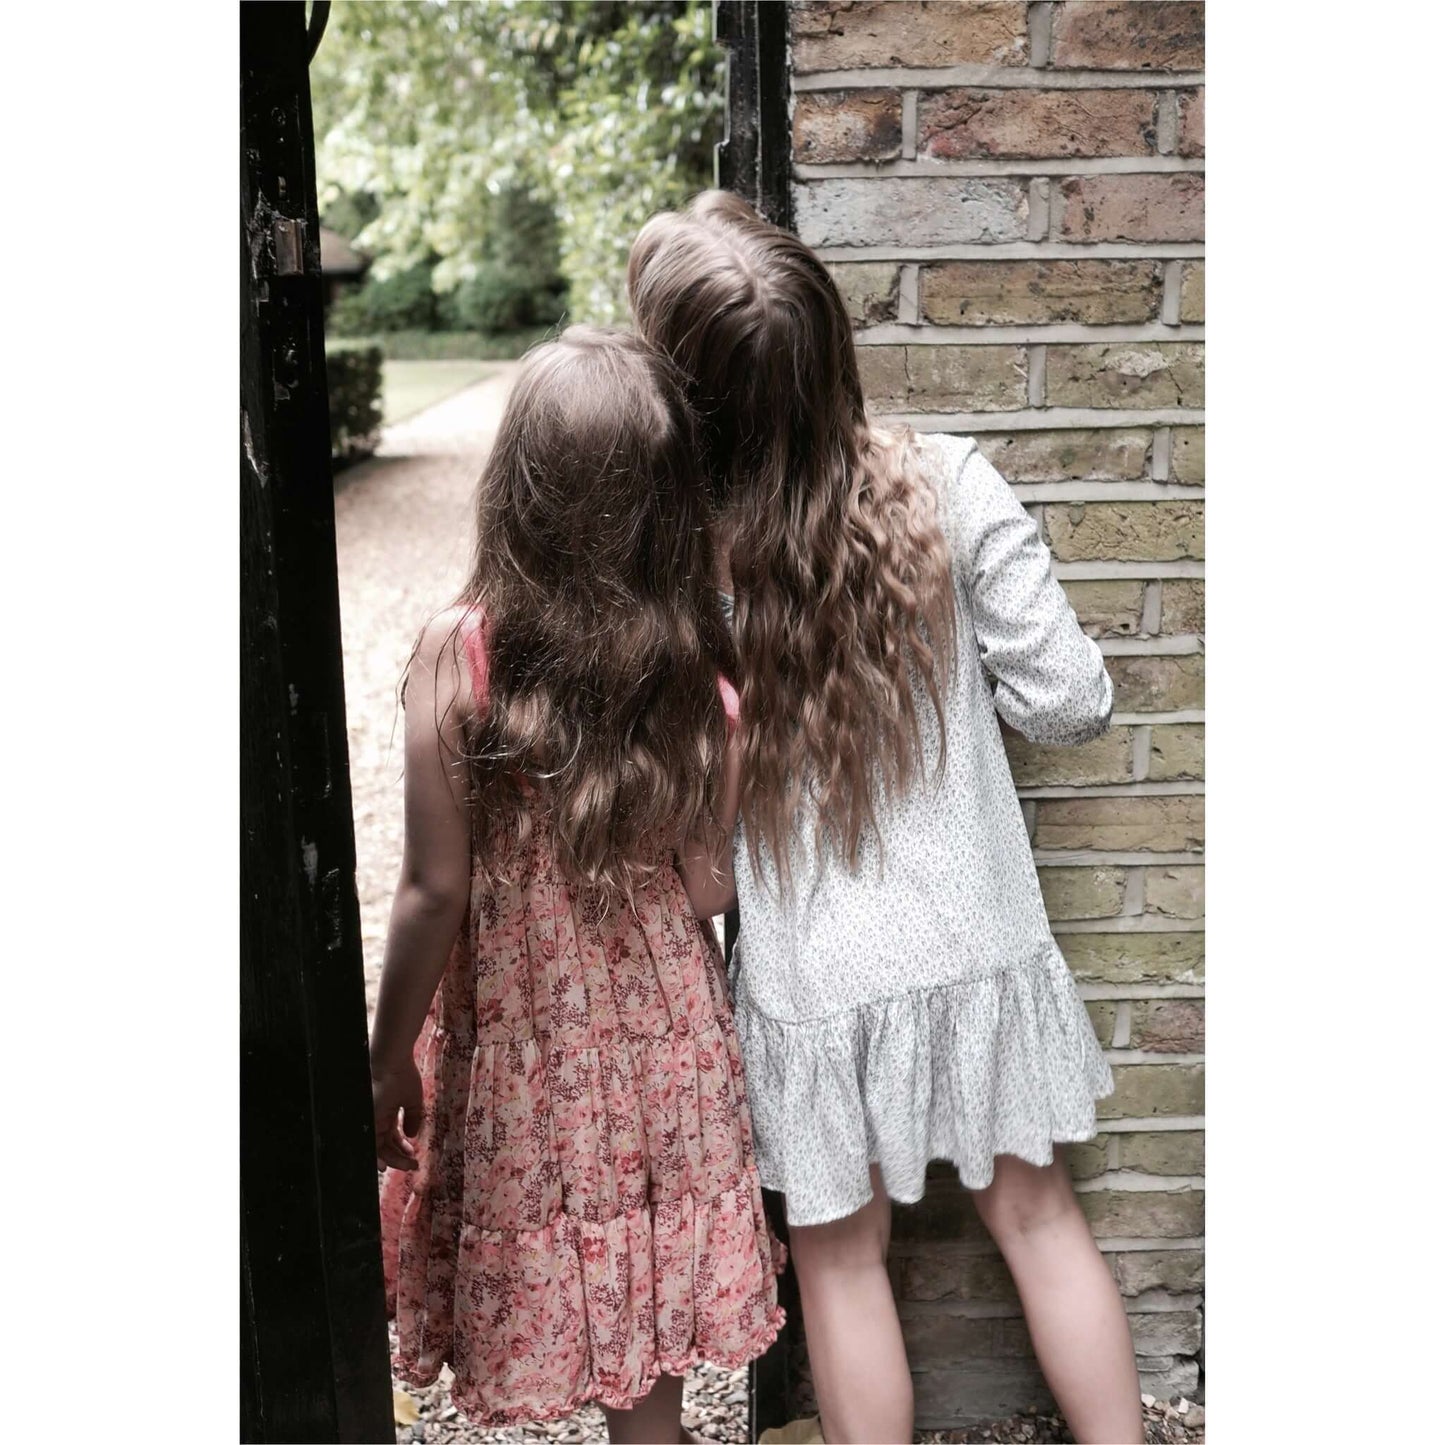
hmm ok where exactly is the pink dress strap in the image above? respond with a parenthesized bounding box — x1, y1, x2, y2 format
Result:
(459, 607, 491, 713)
(718, 674, 739, 730)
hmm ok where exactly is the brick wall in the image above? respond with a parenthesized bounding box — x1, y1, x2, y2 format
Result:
(786, 1, 1204, 1423)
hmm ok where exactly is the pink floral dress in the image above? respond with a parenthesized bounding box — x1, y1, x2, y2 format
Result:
(378, 623, 784, 1427)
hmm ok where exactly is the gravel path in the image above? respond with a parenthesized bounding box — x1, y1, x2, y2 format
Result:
(335, 369, 518, 1015)
(334, 379, 1204, 1445)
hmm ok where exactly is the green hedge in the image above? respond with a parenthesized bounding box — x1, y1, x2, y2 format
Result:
(326, 340, 383, 464)
(354, 328, 555, 362)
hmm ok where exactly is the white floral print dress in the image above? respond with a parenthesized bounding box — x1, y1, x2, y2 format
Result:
(730, 433, 1116, 1227)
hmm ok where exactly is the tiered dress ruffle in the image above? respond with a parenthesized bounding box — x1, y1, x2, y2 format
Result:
(379, 828, 784, 1426)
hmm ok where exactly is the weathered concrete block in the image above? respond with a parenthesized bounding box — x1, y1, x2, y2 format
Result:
(791, 1, 1029, 73)
(1179, 261, 1205, 323)
(1160, 579, 1205, 634)
(1004, 726, 1135, 786)
(1143, 866, 1205, 921)
(1116, 1131, 1205, 1178)
(920, 87, 1159, 159)
(859, 343, 1028, 411)
(1041, 865, 1129, 921)
(978, 427, 1152, 480)
(1057, 174, 1205, 242)
(1099, 1063, 1205, 1118)
(1178, 88, 1205, 157)
(1079, 1185, 1204, 1237)
(1051, 2, 1205, 72)
(1148, 724, 1204, 781)
(1064, 579, 1146, 638)
(1058, 932, 1205, 986)
(1132, 998, 1206, 1052)
(1033, 794, 1205, 853)
(921, 259, 1163, 325)
(1043, 501, 1205, 561)
(1046, 342, 1205, 409)
(793, 89, 903, 163)
(1106, 652, 1205, 712)
(794, 177, 1029, 246)
(1131, 1308, 1203, 1356)
(1112, 1245, 1204, 1293)
(826, 261, 900, 324)
(1171, 426, 1205, 483)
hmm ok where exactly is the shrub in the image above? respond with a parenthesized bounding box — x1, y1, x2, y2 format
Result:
(327, 260, 439, 335)
(326, 340, 384, 463)
(439, 263, 568, 335)
(371, 328, 556, 361)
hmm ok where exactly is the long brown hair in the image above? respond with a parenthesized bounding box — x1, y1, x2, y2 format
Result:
(627, 190, 956, 880)
(440, 325, 734, 899)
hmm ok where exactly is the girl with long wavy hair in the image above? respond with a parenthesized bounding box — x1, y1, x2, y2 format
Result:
(629, 194, 1142, 1445)
(369, 327, 783, 1441)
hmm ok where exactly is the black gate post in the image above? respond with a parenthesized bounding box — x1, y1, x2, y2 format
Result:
(714, 3, 798, 1435)
(241, 4, 392, 1441)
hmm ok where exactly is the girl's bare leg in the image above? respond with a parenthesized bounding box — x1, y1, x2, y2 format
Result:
(788, 1165, 913, 1444)
(602, 1370, 686, 1444)
(972, 1154, 1143, 1445)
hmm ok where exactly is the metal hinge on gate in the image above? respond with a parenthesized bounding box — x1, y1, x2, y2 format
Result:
(272, 216, 305, 276)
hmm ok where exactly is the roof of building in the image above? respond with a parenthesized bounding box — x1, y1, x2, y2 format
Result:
(319, 226, 369, 275)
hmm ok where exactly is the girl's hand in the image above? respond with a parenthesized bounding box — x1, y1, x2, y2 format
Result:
(373, 1059, 424, 1172)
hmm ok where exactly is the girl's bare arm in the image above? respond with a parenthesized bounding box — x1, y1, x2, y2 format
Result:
(369, 613, 474, 1169)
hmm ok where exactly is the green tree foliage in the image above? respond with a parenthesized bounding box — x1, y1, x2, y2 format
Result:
(310, 0, 722, 326)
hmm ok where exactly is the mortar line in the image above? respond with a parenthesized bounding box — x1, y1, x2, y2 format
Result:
(1132, 724, 1153, 781)
(854, 322, 1206, 345)
(1157, 89, 1179, 156)
(897, 263, 920, 324)
(1161, 260, 1183, 326)
(901, 90, 919, 161)
(795, 157, 1207, 179)
(1027, 344, 1047, 406)
(1112, 1000, 1133, 1049)
(1028, 176, 1051, 241)
(876, 407, 1206, 430)
(815, 243, 1206, 261)
(1142, 580, 1164, 635)
(793, 66, 1207, 91)
(1028, 2, 1055, 68)
(1038, 853, 1203, 868)
(1124, 871, 1147, 918)
(1151, 428, 1173, 480)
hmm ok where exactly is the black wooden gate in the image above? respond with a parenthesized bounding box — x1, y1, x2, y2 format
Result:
(714, 3, 796, 1435)
(241, 4, 393, 1440)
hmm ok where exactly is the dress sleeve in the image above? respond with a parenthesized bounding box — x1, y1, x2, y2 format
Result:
(946, 438, 1113, 745)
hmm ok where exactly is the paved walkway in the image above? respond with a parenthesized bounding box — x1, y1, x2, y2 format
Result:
(334, 367, 519, 1012)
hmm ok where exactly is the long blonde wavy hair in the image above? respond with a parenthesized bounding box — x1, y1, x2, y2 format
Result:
(428, 326, 734, 899)
(627, 191, 957, 880)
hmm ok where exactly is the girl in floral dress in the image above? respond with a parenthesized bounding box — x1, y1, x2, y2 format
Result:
(370, 327, 783, 1441)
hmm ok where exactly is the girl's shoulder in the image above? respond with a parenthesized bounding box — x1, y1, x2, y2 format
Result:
(409, 603, 488, 722)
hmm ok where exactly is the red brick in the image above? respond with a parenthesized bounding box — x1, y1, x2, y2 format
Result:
(1133, 998, 1206, 1052)
(1057, 174, 1205, 243)
(793, 90, 902, 163)
(921, 259, 1162, 325)
(920, 88, 1159, 159)
(791, 1, 1029, 73)
(1051, 2, 1205, 72)
(1178, 88, 1205, 158)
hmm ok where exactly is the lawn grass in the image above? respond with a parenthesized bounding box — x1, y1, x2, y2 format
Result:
(380, 360, 504, 426)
